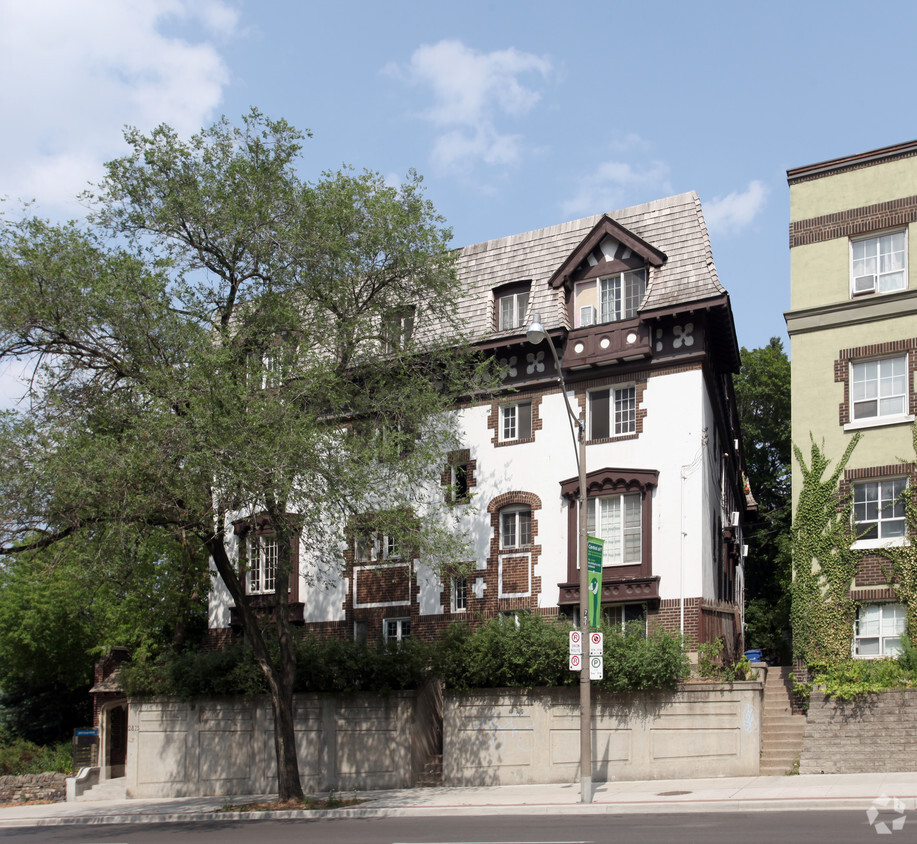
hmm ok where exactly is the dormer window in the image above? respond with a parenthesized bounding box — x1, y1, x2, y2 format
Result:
(573, 269, 646, 327)
(383, 306, 416, 352)
(493, 282, 531, 332)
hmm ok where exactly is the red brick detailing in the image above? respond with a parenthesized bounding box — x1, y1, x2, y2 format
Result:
(440, 448, 477, 504)
(855, 555, 893, 587)
(789, 194, 917, 248)
(850, 586, 899, 602)
(488, 393, 543, 448)
(572, 375, 648, 444)
(834, 339, 917, 425)
(354, 563, 411, 607)
(840, 464, 917, 590)
(483, 492, 543, 610)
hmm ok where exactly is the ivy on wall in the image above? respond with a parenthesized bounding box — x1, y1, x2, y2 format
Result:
(878, 423, 917, 640)
(790, 434, 861, 664)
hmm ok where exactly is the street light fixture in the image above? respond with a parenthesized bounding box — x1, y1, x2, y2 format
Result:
(527, 313, 593, 805)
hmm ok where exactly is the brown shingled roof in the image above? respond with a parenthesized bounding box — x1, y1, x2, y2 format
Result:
(451, 191, 727, 342)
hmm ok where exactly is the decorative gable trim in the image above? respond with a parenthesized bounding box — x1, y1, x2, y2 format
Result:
(548, 215, 667, 291)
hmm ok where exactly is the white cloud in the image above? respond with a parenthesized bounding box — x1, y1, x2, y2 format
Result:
(703, 180, 769, 235)
(561, 160, 672, 218)
(387, 40, 551, 174)
(0, 0, 238, 218)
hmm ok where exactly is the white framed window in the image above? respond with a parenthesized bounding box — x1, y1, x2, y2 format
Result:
(500, 401, 533, 442)
(854, 478, 908, 545)
(599, 269, 646, 323)
(851, 231, 907, 297)
(452, 576, 467, 612)
(498, 290, 530, 331)
(383, 617, 411, 644)
(854, 603, 905, 657)
(604, 603, 647, 635)
(586, 493, 642, 566)
(850, 356, 908, 422)
(500, 505, 532, 550)
(247, 535, 278, 594)
(354, 531, 400, 562)
(588, 386, 636, 439)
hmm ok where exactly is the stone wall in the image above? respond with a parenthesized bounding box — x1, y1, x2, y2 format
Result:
(801, 689, 917, 774)
(444, 682, 762, 786)
(0, 774, 66, 804)
(124, 692, 419, 798)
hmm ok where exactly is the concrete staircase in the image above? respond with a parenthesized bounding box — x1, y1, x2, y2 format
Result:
(759, 666, 807, 775)
(74, 776, 127, 802)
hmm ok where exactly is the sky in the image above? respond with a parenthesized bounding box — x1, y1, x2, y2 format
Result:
(2, 0, 917, 405)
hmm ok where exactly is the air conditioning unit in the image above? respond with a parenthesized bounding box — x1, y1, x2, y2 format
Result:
(853, 274, 877, 295)
(580, 305, 596, 327)
(731, 511, 740, 527)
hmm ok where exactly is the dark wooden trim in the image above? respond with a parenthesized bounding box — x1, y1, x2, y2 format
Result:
(548, 215, 666, 291)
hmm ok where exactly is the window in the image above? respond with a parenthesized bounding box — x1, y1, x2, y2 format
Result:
(854, 603, 905, 657)
(247, 535, 278, 594)
(604, 603, 647, 635)
(383, 306, 415, 352)
(452, 463, 469, 503)
(452, 576, 467, 612)
(599, 269, 646, 323)
(587, 493, 642, 565)
(854, 479, 908, 542)
(497, 290, 530, 331)
(383, 617, 411, 644)
(589, 386, 636, 439)
(500, 506, 532, 550)
(851, 356, 908, 421)
(501, 401, 533, 442)
(851, 231, 907, 296)
(354, 530, 400, 562)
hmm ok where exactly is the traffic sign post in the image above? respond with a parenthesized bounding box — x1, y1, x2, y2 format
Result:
(569, 630, 582, 655)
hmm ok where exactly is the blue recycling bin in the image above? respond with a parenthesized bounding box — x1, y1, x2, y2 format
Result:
(744, 649, 763, 662)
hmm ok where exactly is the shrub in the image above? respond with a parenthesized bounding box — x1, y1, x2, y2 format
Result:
(809, 658, 911, 700)
(598, 622, 689, 691)
(0, 739, 71, 775)
(437, 614, 688, 692)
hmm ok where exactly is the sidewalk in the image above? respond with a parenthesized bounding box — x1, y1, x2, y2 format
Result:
(3, 772, 917, 827)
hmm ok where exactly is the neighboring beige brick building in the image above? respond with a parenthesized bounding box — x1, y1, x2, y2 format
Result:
(786, 140, 917, 658)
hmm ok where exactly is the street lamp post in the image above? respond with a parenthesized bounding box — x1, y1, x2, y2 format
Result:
(527, 314, 592, 805)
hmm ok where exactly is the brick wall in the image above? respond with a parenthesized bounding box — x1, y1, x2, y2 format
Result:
(800, 689, 917, 774)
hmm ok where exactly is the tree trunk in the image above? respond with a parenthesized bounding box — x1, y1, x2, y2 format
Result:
(206, 534, 304, 802)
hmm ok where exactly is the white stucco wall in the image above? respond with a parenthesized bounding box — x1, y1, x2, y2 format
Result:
(208, 366, 730, 628)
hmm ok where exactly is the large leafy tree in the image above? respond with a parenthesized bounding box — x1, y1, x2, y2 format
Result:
(0, 528, 208, 743)
(0, 111, 483, 799)
(734, 338, 792, 659)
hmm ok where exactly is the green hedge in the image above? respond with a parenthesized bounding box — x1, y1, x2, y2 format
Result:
(121, 615, 690, 698)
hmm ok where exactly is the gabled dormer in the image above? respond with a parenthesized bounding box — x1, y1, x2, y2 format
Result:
(548, 216, 666, 368)
(549, 215, 666, 330)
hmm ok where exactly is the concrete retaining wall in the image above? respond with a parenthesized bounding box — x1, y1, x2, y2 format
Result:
(444, 682, 762, 786)
(801, 689, 917, 774)
(124, 692, 417, 798)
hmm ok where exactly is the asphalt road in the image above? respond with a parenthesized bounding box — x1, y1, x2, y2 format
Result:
(1, 810, 913, 843)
